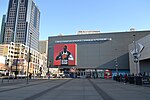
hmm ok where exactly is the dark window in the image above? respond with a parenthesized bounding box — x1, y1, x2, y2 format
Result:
(34, 6, 38, 28)
(14, 0, 17, 3)
(21, 0, 24, 3)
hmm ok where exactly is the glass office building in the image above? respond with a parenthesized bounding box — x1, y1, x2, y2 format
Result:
(1, 0, 40, 51)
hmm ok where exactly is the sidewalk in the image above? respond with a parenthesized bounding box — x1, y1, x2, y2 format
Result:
(90, 79, 150, 100)
(0, 79, 150, 100)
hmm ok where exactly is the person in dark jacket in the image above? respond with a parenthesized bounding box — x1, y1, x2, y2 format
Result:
(29, 73, 32, 79)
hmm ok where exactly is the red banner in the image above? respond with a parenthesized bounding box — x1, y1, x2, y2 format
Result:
(54, 44, 77, 66)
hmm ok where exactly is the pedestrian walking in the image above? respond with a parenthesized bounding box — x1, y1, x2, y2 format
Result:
(29, 73, 32, 79)
(48, 74, 50, 79)
(124, 74, 128, 84)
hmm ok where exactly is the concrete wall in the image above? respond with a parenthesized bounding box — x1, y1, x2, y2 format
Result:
(140, 59, 150, 73)
(39, 40, 48, 54)
(48, 31, 150, 70)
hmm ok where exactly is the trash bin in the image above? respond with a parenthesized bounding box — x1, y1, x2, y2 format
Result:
(135, 76, 142, 85)
(142, 76, 150, 86)
(129, 76, 135, 84)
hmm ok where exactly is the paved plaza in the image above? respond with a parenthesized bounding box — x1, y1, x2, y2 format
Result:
(0, 78, 150, 100)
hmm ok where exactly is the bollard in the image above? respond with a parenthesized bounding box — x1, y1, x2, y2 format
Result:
(2, 78, 3, 83)
(7, 77, 9, 82)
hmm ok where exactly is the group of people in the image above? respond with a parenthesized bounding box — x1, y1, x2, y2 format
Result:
(113, 74, 128, 83)
(114, 72, 150, 84)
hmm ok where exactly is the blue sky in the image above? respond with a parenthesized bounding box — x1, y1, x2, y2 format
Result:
(0, 0, 150, 40)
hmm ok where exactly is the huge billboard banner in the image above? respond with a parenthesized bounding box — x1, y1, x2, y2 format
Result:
(54, 44, 77, 66)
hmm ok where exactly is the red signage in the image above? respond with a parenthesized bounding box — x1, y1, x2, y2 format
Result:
(54, 44, 77, 66)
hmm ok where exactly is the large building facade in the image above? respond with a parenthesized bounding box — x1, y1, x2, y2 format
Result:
(0, 15, 6, 44)
(39, 40, 48, 55)
(1, 0, 40, 51)
(0, 42, 47, 77)
(48, 30, 150, 77)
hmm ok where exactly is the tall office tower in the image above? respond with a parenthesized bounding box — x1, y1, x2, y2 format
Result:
(0, 15, 6, 44)
(3, 0, 40, 51)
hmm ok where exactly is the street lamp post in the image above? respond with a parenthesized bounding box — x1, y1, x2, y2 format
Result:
(27, 33, 32, 84)
(115, 48, 118, 75)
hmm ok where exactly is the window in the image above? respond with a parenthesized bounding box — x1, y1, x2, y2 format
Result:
(14, 0, 17, 3)
(21, 0, 24, 3)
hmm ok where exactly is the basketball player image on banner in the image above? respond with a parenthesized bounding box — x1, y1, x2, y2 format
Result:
(56, 45, 74, 65)
(54, 44, 76, 66)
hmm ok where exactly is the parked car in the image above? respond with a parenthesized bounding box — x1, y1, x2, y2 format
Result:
(17, 74, 27, 79)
